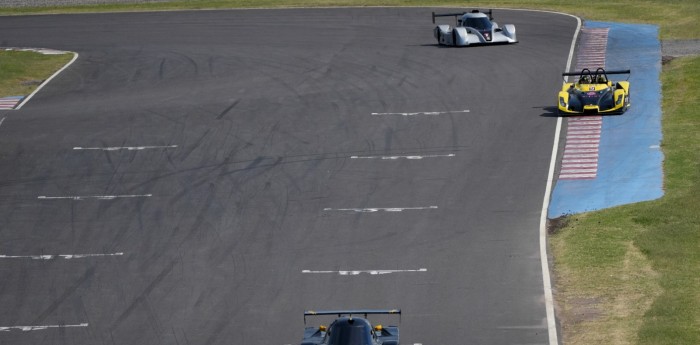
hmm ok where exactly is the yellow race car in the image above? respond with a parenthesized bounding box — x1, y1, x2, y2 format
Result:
(558, 68, 630, 115)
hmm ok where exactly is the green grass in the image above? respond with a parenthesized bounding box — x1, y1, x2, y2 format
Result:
(636, 56, 700, 345)
(0, 0, 698, 39)
(0, 50, 73, 98)
(1, 1, 698, 344)
(550, 56, 700, 345)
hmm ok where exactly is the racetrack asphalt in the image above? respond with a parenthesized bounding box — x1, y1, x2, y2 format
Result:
(0, 8, 578, 344)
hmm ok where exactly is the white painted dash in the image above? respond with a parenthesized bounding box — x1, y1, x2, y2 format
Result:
(73, 145, 177, 151)
(0, 252, 123, 260)
(38, 194, 152, 201)
(323, 206, 437, 213)
(0, 323, 88, 332)
(302, 268, 427, 275)
(350, 154, 455, 160)
(371, 110, 469, 116)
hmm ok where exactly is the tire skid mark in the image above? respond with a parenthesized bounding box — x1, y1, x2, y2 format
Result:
(31, 267, 95, 325)
(216, 99, 240, 120)
(110, 259, 177, 329)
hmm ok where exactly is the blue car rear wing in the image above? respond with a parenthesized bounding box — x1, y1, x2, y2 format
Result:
(304, 309, 401, 324)
(562, 69, 630, 76)
(563, 68, 631, 82)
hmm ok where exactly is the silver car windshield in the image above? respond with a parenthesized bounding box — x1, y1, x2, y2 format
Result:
(463, 17, 493, 30)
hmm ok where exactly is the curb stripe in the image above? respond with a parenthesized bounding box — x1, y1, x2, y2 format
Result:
(0, 96, 24, 110)
(560, 27, 609, 180)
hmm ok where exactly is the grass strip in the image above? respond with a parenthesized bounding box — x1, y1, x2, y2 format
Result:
(550, 55, 700, 345)
(0, 50, 73, 98)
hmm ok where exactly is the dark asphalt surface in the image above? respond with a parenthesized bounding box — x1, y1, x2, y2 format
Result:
(0, 8, 578, 345)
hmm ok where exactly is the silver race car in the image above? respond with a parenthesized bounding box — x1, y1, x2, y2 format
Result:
(432, 9, 517, 46)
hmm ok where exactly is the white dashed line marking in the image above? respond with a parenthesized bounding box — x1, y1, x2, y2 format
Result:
(302, 268, 427, 275)
(38, 194, 152, 200)
(350, 154, 455, 160)
(0, 252, 123, 260)
(0, 323, 88, 332)
(323, 206, 437, 213)
(73, 145, 177, 151)
(371, 110, 469, 116)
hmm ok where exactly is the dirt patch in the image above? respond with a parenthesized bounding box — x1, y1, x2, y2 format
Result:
(20, 79, 43, 86)
(547, 215, 570, 235)
(661, 39, 700, 57)
(565, 297, 604, 324)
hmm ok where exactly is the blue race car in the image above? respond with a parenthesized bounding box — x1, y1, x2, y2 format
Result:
(301, 309, 401, 345)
